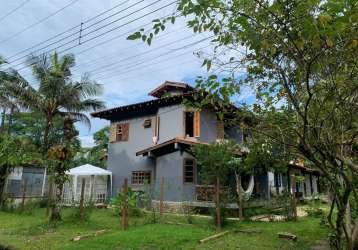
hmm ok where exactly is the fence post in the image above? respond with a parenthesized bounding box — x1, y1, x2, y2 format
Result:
(21, 178, 28, 212)
(159, 177, 164, 224)
(121, 178, 128, 230)
(79, 178, 86, 220)
(215, 177, 221, 231)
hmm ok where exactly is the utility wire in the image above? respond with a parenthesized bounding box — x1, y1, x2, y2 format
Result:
(6, 0, 149, 65)
(73, 24, 185, 70)
(6, 0, 132, 61)
(93, 38, 212, 81)
(0, 0, 80, 45)
(13, 0, 176, 71)
(82, 33, 200, 76)
(0, 0, 31, 23)
(72, 13, 174, 58)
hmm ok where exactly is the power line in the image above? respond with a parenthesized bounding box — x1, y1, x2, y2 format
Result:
(0, 0, 80, 45)
(6, 0, 148, 65)
(71, 13, 174, 58)
(93, 38, 212, 81)
(73, 24, 185, 70)
(5, 0, 132, 61)
(0, 0, 31, 23)
(81, 33, 199, 76)
(14, 0, 176, 71)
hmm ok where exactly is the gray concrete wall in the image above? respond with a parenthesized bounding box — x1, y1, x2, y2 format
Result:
(107, 102, 244, 199)
(108, 115, 156, 194)
(154, 151, 196, 201)
(157, 105, 184, 143)
(199, 109, 218, 143)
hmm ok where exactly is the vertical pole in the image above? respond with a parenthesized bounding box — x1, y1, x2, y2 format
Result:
(216, 177, 221, 231)
(21, 178, 28, 212)
(41, 167, 47, 197)
(237, 173, 243, 220)
(121, 178, 128, 230)
(290, 174, 297, 220)
(90, 175, 94, 203)
(79, 178, 85, 221)
(159, 177, 164, 224)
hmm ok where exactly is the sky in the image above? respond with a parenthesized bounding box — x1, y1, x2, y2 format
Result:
(0, 0, 254, 147)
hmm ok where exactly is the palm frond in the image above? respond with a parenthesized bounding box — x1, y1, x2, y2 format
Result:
(63, 111, 91, 130)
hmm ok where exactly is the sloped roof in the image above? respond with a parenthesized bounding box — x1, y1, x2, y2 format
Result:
(148, 81, 195, 98)
(67, 164, 112, 176)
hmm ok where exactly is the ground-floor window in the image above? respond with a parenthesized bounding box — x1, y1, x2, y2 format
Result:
(183, 159, 196, 184)
(131, 171, 151, 185)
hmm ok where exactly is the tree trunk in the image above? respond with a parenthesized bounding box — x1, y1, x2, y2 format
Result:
(7, 106, 14, 136)
(43, 115, 52, 153)
(0, 166, 10, 208)
(351, 218, 358, 250)
(215, 177, 221, 231)
(50, 175, 64, 223)
(0, 108, 5, 132)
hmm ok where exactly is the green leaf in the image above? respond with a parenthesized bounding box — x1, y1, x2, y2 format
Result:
(127, 32, 141, 40)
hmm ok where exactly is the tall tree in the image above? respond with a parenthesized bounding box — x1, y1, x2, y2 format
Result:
(131, 0, 358, 248)
(6, 52, 105, 221)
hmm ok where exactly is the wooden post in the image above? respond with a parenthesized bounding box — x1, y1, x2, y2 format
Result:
(21, 178, 28, 211)
(215, 177, 221, 230)
(159, 177, 164, 224)
(121, 178, 128, 230)
(237, 174, 244, 220)
(290, 174, 297, 220)
(79, 178, 86, 220)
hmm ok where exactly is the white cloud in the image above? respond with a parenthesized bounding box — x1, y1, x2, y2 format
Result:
(79, 135, 95, 148)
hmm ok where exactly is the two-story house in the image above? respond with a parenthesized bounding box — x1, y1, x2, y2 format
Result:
(91, 81, 320, 205)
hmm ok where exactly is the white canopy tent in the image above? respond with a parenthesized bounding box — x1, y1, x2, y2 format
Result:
(63, 164, 112, 205)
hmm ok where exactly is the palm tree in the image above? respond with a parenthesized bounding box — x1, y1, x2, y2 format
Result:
(7, 52, 105, 151)
(6, 52, 105, 221)
(0, 61, 24, 134)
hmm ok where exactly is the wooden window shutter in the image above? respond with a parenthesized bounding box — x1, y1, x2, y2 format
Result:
(109, 123, 117, 143)
(193, 111, 200, 137)
(156, 116, 160, 140)
(122, 123, 129, 141)
(217, 120, 225, 139)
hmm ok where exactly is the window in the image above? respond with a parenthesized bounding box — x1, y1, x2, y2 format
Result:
(116, 124, 123, 141)
(184, 111, 200, 137)
(183, 159, 196, 184)
(110, 123, 129, 142)
(143, 119, 151, 128)
(132, 171, 151, 185)
(185, 112, 194, 137)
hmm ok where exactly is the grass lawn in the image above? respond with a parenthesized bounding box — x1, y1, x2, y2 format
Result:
(0, 207, 330, 250)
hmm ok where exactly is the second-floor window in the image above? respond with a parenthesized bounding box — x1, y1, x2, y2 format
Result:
(110, 123, 129, 142)
(184, 111, 200, 138)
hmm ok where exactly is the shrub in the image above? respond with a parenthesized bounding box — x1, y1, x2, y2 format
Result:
(110, 188, 143, 217)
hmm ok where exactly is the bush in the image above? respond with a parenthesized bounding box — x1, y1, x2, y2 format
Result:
(110, 188, 143, 217)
